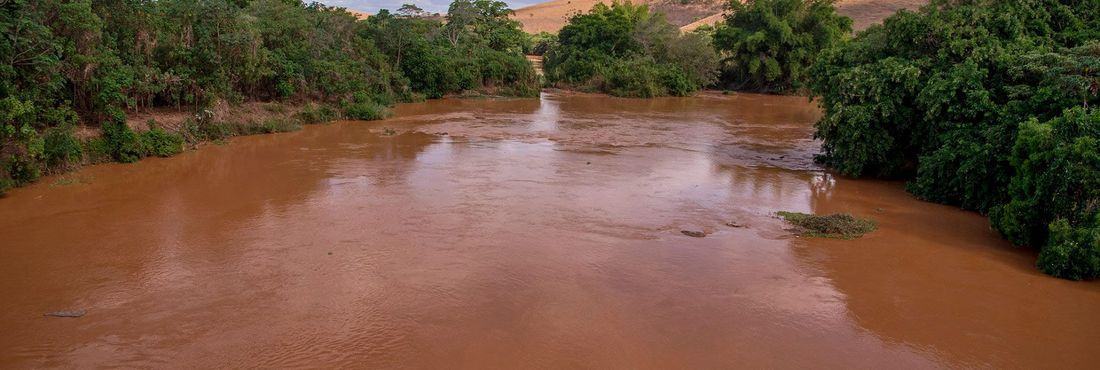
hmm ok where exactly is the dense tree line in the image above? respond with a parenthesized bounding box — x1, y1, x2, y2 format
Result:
(0, 0, 536, 194)
(808, 0, 1099, 279)
(542, 1, 718, 97)
(366, 0, 538, 99)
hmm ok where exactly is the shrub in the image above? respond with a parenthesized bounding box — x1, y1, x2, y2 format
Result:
(345, 102, 391, 121)
(1038, 219, 1100, 280)
(101, 121, 144, 163)
(344, 93, 392, 121)
(82, 137, 113, 164)
(544, 1, 718, 97)
(187, 120, 236, 141)
(297, 103, 339, 124)
(275, 80, 295, 98)
(4, 156, 41, 186)
(713, 0, 851, 92)
(603, 58, 697, 98)
(528, 32, 558, 55)
(43, 125, 83, 168)
(0, 177, 13, 195)
(139, 126, 185, 157)
(473, 48, 540, 97)
(989, 108, 1100, 279)
(256, 118, 302, 133)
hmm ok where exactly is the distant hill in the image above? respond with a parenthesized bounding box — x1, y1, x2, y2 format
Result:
(346, 8, 371, 20)
(511, 0, 927, 34)
(511, 0, 725, 34)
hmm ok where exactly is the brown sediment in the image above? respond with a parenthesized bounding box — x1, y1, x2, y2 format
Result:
(0, 91, 1097, 368)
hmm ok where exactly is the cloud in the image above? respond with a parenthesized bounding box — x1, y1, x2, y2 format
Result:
(315, 0, 542, 14)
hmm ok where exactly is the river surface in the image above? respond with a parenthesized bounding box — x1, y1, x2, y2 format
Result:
(1, 91, 1098, 368)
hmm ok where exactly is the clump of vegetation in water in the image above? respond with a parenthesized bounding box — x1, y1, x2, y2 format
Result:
(712, 0, 851, 93)
(808, 0, 1100, 279)
(542, 1, 719, 97)
(777, 211, 876, 239)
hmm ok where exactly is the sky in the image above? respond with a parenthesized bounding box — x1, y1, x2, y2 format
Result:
(316, 0, 541, 14)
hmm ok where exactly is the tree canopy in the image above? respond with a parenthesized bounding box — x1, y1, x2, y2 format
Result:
(808, 0, 1100, 279)
(0, 0, 536, 193)
(543, 1, 718, 97)
(712, 0, 851, 92)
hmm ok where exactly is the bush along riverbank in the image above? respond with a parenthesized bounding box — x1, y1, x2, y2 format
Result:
(808, 0, 1100, 279)
(541, 2, 719, 97)
(0, 0, 538, 195)
(533, 0, 850, 97)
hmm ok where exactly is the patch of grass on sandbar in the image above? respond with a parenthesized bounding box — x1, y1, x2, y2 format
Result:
(777, 211, 876, 239)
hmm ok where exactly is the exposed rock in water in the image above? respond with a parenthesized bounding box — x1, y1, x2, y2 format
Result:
(44, 310, 86, 318)
(725, 221, 744, 228)
(681, 230, 706, 238)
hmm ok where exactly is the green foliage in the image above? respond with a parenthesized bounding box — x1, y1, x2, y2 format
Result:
(1039, 218, 1100, 280)
(365, 0, 538, 99)
(251, 118, 302, 134)
(777, 211, 877, 239)
(713, 0, 851, 92)
(0, 177, 13, 195)
(809, 0, 1100, 278)
(101, 121, 144, 163)
(4, 156, 41, 186)
(528, 32, 558, 55)
(543, 1, 718, 97)
(139, 126, 185, 157)
(296, 103, 339, 124)
(81, 137, 112, 164)
(1, 0, 539, 190)
(345, 93, 393, 121)
(604, 57, 695, 97)
(989, 108, 1100, 279)
(43, 125, 83, 168)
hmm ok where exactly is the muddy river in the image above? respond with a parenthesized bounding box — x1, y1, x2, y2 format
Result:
(1, 92, 1098, 368)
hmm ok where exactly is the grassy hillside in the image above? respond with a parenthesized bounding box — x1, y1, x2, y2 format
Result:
(512, 0, 926, 33)
(512, 0, 724, 33)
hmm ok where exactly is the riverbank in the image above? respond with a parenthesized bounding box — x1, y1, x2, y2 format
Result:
(5, 86, 713, 198)
(3, 90, 542, 197)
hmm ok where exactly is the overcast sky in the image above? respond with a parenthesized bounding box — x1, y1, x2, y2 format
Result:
(317, 0, 541, 14)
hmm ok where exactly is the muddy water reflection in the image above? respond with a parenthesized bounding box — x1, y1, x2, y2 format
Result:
(1, 92, 1097, 368)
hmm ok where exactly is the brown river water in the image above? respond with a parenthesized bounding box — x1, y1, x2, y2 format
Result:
(1, 91, 1098, 368)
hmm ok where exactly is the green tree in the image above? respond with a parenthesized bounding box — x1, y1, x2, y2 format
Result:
(544, 1, 718, 96)
(712, 0, 851, 92)
(0, 0, 537, 192)
(808, 0, 1100, 278)
(991, 107, 1100, 280)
